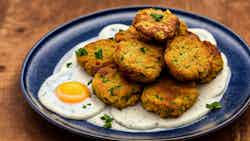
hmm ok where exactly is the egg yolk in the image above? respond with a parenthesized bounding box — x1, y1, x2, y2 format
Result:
(55, 81, 90, 103)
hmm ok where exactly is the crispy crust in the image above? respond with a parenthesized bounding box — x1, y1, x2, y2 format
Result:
(76, 39, 116, 76)
(113, 39, 164, 83)
(141, 75, 198, 118)
(114, 26, 151, 42)
(92, 65, 142, 109)
(164, 33, 212, 81)
(133, 8, 180, 42)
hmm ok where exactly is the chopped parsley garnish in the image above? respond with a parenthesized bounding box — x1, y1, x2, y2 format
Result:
(119, 29, 124, 32)
(183, 96, 190, 101)
(75, 48, 88, 56)
(155, 95, 163, 101)
(82, 103, 92, 109)
(87, 79, 92, 85)
(206, 102, 222, 110)
(66, 62, 72, 68)
(140, 47, 147, 53)
(95, 49, 103, 59)
(101, 77, 109, 83)
(108, 85, 121, 96)
(150, 13, 163, 21)
(172, 59, 178, 64)
(100, 114, 113, 128)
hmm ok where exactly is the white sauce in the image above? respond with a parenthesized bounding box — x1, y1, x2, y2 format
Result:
(98, 24, 129, 39)
(52, 24, 231, 132)
(111, 104, 159, 130)
(188, 28, 217, 46)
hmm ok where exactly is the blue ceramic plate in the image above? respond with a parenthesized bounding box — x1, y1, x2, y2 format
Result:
(21, 6, 250, 140)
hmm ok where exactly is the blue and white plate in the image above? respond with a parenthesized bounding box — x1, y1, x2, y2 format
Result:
(20, 6, 250, 140)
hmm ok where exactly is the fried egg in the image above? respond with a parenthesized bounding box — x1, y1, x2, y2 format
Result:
(38, 66, 105, 120)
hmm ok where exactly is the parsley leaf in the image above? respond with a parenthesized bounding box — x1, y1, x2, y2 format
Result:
(95, 49, 103, 59)
(103, 122, 112, 128)
(140, 47, 147, 53)
(206, 102, 222, 110)
(108, 85, 121, 96)
(119, 29, 124, 32)
(100, 114, 113, 128)
(101, 77, 109, 83)
(75, 48, 88, 56)
(155, 95, 163, 101)
(150, 13, 163, 21)
(66, 62, 72, 68)
(82, 103, 92, 109)
(87, 79, 92, 85)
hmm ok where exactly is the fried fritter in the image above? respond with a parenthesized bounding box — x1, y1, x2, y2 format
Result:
(76, 39, 116, 76)
(141, 75, 198, 118)
(114, 26, 150, 42)
(92, 65, 142, 109)
(164, 32, 212, 81)
(133, 8, 180, 42)
(113, 39, 164, 83)
(199, 41, 224, 83)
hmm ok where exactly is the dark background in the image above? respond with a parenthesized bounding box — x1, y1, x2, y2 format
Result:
(0, 0, 249, 141)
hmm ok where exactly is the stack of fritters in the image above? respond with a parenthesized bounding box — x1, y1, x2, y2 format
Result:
(75, 8, 224, 117)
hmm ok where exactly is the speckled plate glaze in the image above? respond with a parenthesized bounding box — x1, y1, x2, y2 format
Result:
(20, 6, 250, 140)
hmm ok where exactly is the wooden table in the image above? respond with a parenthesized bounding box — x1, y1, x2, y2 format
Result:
(0, 0, 249, 141)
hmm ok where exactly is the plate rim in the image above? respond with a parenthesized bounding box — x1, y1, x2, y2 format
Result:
(20, 5, 250, 140)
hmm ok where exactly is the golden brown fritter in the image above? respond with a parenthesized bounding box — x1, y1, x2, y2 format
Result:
(113, 39, 164, 83)
(141, 75, 198, 118)
(92, 65, 142, 109)
(199, 41, 224, 83)
(114, 26, 151, 42)
(76, 39, 116, 76)
(133, 8, 180, 42)
(164, 32, 212, 81)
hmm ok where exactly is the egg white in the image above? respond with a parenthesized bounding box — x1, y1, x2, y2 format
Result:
(38, 67, 105, 120)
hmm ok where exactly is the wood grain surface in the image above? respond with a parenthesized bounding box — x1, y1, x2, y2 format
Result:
(0, 0, 249, 141)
